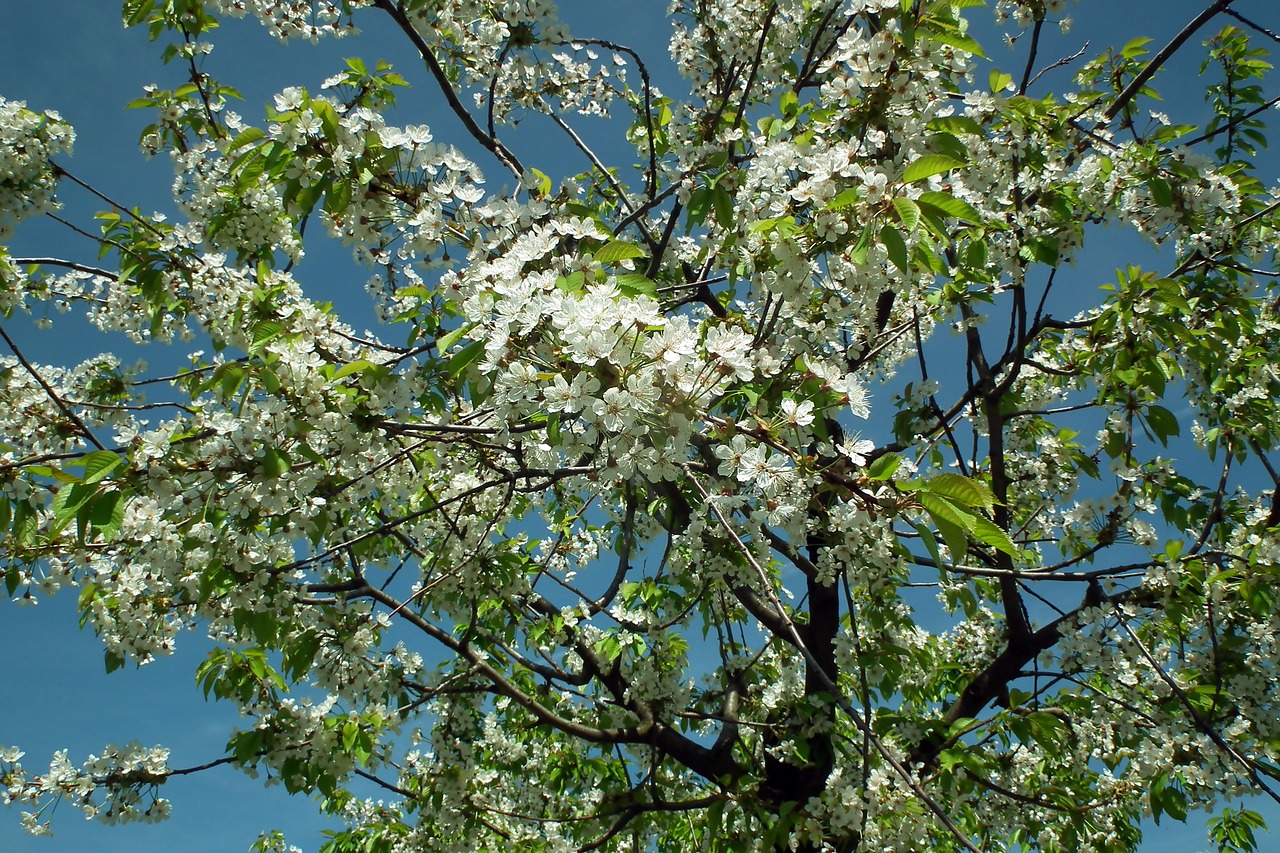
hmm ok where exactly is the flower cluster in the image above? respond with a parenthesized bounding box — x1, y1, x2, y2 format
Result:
(210, 0, 369, 41)
(1, 743, 171, 831)
(0, 97, 72, 241)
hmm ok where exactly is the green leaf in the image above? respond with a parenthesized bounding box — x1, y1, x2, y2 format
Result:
(686, 185, 713, 230)
(88, 491, 126, 541)
(965, 238, 989, 269)
(1148, 176, 1174, 208)
(779, 89, 799, 118)
(1209, 807, 1266, 853)
(123, 0, 151, 26)
(51, 483, 99, 535)
(749, 216, 800, 236)
(989, 69, 1013, 93)
(925, 27, 986, 59)
(11, 501, 36, 547)
(313, 99, 339, 143)
(892, 197, 921, 233)
(215, 362, 247, 400)
(324, 178, 352, 216)
(528, 167, 552, 196)
(917, 190, 983, 223)
(866, 452, 902, 481)
(258, 363, 282, 396)
(332, 359, 385, 382)
(920, 492, 974, 565)
(261, 447, 291, 479)
(880, 225, 910, 273)
(446, 340, 485, 376)
(436, 320, 478, 353)
(227, 126, 266, 153)
(1018, 236, 1059, 266)
(929, 115, 985, 136)
(903, 154, 964, 184)
(595, 241, 647, 264)
(925, 472, 998, 512)
(1121, 36, 1153, 59)
(1164, 785, 1189, 822)
(196, 651, 224, 699)
(970, 514, 1019, 557)
(595, 634, 622, 664)
(824, 188, 860, 210)
(282, 631, 321, 682)
(342, 720, 359, 753)
(1144, 404, 1181, 446)
(81, 450, 124, 485)
(712, 185, 735, 228)
(555, 270, 586, 293)
(616, 273, 657, 298)
(1023, 710, 1068, 749)
(249, 320, 284, 356)
(849, 222, 874, 265)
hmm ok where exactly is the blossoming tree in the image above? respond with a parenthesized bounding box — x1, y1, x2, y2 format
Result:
(3, 0, 1280, 850)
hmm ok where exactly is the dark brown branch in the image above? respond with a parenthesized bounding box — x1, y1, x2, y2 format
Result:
(1018, 19, 1045, 95)
(1102, 0, 1234, 122)
(731, 3, 780, 131)
(370, 0, 524, 178)
(595, 486, 637, 610)
(51, 164, 170, 240)
(164, 755, 239, 777)
(1222, 7, 1280, 45)
(278, 467, 592, 574)
(353, 766, 416, 798)
(1026, 41, 1092, 90)
(1180, 93, 1280, 148)
(578, 795, 722, 852)
(558, 37, 660, 200)
(10, 257, 118, 279)
(908, 585, 1156, 768)
(959, 300, 1031, 644)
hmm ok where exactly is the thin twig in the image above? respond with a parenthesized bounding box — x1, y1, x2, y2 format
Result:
(1112, 606, 1280, 807)
(1027, 41, 1091, 89)
(0, 323, 105, 450)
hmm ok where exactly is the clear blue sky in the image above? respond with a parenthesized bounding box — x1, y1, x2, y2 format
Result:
(1, 1, 1277, 850)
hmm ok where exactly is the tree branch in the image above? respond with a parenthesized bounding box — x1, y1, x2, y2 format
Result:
(1102, 0, 1234, 122)
(370, 0, 524, 179)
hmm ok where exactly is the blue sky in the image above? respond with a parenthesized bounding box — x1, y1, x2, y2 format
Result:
(1, 1, 1278, 850)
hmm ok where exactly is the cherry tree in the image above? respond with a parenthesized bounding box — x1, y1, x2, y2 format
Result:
(3, 0, 1280, 850)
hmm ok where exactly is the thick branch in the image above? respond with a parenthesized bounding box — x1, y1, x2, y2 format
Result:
(362, 583, 737, 782)
(908, 585, 1157, 768)
(690, 473, 983, 853)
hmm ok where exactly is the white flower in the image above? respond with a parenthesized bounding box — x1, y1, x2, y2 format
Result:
(780, 398, 815, 427)
(543, 372, 598, 415)
(839, 434, 876, 467)
(273, 86, 306, 112)
(845, 379, 871, 419)
(592, 386, 636, 432)
(715, 434, 750, 477)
